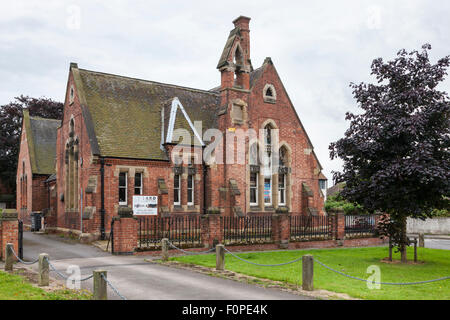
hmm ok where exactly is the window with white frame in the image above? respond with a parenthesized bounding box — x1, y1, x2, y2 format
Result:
(279, 174, 286, 206)
(134, 172, 143, 195)
(119, 172, 127, 205)
(187, 174, 194, 205)
(174, 174, 181, 205)
(250, 172, 258, 206)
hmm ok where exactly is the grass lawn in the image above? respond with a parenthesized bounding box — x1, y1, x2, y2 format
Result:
(0, 270, 92, 300)
(171, 246, 450, 300)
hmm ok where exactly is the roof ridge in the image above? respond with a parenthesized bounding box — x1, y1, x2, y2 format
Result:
(78, 68, 220, 96)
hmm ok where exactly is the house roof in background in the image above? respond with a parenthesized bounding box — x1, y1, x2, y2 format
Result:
(23, 109, 60, 175)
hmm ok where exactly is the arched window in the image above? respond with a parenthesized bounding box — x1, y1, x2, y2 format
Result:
(249, 143, 260, 166)
(249, 143, 260, 206)
(263, 84, 277, 103)
(66, 118, 79, 210)
(279, 146, 287, 167)
(263, 125, 274, 206)
(278, 146, 289, 206)
(234, 45, 243, 67)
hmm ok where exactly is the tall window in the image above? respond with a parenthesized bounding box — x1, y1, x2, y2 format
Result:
(119, 172, 127, 205)
(264, 177, 272, 205)
(250, 172, 258, 206)
(134, 172, 143, 195)
(187, 174, 194, 205)
(279, 147, 287, 167)
(278, 174, 286, 206)
(249, 143, 260, 207)
(174, 174, 181, 205)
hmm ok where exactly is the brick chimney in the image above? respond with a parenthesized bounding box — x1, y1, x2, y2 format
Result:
(233, 16, 251, 66)
(218, 16, 252, 91)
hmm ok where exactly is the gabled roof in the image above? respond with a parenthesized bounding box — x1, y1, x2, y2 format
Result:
(23, 109, 60, 175)
(165, 98, 204, 147)
(72, 67, 220, 160)
(217, 27, 241, 69)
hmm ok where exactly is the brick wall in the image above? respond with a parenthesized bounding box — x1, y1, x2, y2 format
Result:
(0, 210, 19, 261)
(112, 215, 138, 255)
(111, 210, 385, 255)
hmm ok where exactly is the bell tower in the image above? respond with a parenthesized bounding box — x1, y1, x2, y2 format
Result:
(217, 16, 252, 91)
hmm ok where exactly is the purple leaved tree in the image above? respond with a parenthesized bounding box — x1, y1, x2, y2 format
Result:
(330, 44, 450, 263)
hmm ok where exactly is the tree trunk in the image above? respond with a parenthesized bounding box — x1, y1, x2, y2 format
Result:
(400, 216, 408, 263)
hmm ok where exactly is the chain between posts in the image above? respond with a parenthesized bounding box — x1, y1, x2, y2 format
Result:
(167, 241, 216, 255)
(10, 247, 39, 265)
(101, 274, 127, 300)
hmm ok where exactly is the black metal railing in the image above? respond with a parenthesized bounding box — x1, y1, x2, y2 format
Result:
(345, 215, 378, 238)
(138, 215, 202, 250)
(222, 216, 272, 245)
(290, 215, 332, 241)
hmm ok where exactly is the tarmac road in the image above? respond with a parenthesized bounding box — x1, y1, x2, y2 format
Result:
(23, 232, 312, 300)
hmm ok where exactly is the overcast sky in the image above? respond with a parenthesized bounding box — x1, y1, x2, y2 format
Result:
(1, 0, 449, 184)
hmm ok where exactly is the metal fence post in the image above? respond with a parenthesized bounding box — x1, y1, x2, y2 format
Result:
(93, 270, 107, 300)
(216, 244, 225, 271)
(302, 254, 314, 291)
(38, 253, 49, 286)
(162, 238, 169, 261)
(5, 243, 14, 271)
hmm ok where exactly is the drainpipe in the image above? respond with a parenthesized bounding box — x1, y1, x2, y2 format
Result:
(100, 157, 106, 240)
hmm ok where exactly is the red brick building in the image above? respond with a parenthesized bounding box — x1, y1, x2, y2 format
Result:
(16, 109, 59, 226)
(18, 16, 327, 240)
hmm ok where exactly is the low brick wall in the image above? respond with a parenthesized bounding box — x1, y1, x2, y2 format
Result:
(0, 209, 19, 261)
(112, 210, 385, 255)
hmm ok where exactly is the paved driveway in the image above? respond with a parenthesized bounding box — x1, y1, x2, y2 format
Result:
(22, 232, 312, 300)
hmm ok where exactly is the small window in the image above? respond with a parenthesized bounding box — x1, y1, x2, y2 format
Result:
(279, 174, 286, 206)
(250, 172, 258, 206)
(231, 104, 244, 123)
(174, 174, 181, 205)
(263, 84, 276, 103)
(319, 180, 327, 190)
(264, 177, 272, 206)
(69, 86, 75, 104)
(134, 172, 143, 195)
(187, 175, 194, 205)
(119, 172, 128, 205)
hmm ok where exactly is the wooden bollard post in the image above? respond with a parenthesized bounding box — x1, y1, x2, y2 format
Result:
(38, 253, 49, 286)
(93, 270, 107, 300)
(5, 243, 14, 271)
(418, 233, 425, 248)
(216, 244, 225, 271)
(162, 238, 169, 261)
(302, 255, 314, 291)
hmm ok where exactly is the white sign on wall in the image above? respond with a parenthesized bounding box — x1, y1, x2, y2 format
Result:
(133, 196, 158, 215)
